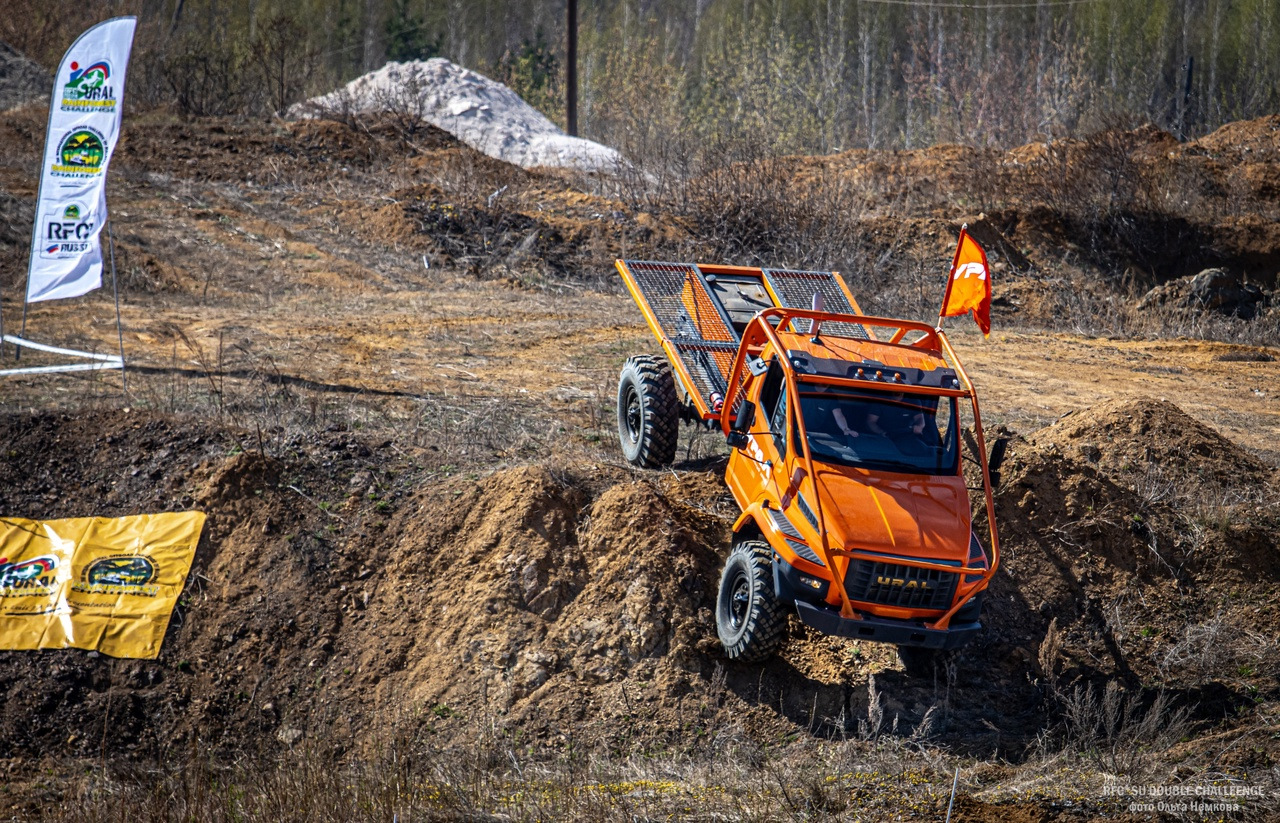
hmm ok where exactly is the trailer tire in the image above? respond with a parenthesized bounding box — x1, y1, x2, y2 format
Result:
(716, 540, 786, 662)
(617, 355, 679, 468)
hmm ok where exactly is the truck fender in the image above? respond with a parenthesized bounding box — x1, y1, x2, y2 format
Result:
(731, 504, 769, 542)
(730, 504, 797, 606)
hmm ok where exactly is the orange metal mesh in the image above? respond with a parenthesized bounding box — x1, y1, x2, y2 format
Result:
(763, 268, 871, 340)
(621, 260, 740, 408)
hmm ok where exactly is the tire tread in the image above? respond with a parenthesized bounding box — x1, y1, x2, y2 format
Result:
(718, 540, 786, 662)
(617, 355, 679, 467)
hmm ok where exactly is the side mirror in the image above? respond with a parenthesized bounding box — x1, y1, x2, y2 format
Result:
(727, 400, 756, 450)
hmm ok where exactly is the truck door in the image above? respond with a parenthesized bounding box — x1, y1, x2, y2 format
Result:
(756, 360, 794, 502)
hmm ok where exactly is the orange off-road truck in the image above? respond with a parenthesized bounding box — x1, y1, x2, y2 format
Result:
(614, 260, 1000, 671)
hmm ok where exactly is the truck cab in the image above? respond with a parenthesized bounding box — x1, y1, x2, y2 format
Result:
(722, 310, 994, 656)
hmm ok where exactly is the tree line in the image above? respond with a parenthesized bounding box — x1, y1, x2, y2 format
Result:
(5, 0, 1279, 160)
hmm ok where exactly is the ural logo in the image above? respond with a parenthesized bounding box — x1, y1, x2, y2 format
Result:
(0, 555, 58, 588)
(953, 262, 987, 281)
(877, 576, 930, 589)
(61, 60, 117, 111)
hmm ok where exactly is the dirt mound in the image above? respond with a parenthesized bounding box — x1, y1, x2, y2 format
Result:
(1136, 267, 1269, 319)
(1190, 114, 1280, 159)
(986, 398, 1280, 700)
(1032, 397, 1272, 489)
(320, 466, 728, 740)
(293, 59, 622, 172)
(0, 401, 1276, 772)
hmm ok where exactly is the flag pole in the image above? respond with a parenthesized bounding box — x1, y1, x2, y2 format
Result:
(936, 223, 968, 329)
(106, 216, 127, 394)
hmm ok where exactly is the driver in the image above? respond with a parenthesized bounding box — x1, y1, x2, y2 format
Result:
(833, 393, 925, 439)
(872, 392, 927, 437)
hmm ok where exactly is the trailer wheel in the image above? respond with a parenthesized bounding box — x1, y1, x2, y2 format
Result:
(617, 355, 679, 468)
(716, 540, 786, 662)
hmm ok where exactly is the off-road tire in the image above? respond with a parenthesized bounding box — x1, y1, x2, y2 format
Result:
(897, 646, 944, 678)
(716, 540, 786, 662)
(617, 355, 679, 468)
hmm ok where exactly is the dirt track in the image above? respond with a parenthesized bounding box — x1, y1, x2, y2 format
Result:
(0, 106, 1278, 819)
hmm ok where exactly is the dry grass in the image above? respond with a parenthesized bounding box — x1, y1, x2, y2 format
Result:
(37, 701, 1280, 823)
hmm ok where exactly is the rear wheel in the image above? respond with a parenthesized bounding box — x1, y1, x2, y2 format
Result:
(617, 355, 679, 468)
(716, 540, 786, 662)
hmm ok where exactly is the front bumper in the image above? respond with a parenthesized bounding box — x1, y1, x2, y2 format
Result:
(793, 600, 981, 650)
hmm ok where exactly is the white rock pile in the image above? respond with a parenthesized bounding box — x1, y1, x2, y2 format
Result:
(291, 58, 621, 173)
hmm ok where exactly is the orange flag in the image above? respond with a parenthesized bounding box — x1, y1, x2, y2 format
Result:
(938, 227, 992, 336)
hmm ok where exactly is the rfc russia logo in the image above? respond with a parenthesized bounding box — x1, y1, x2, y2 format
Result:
(40, 202, 96, 259)
(61, 59, 118, 113)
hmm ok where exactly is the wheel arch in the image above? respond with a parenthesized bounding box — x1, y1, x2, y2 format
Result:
(731, 507, 766, 545)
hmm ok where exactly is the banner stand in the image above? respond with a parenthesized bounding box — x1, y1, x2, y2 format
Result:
(107, 217, 128, 393)
(5, 222, 128, 390)
(5, 16, 135, 395)
(4, 237, 128, 390)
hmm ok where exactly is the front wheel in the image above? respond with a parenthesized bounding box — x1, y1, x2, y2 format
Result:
(616, 355, 679, 468)
(716, 540, 786, 662)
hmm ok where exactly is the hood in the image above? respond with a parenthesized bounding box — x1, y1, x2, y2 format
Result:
(805, 464, 971, 561)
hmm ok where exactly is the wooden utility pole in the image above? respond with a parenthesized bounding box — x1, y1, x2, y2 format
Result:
(566, 0, 578, 136)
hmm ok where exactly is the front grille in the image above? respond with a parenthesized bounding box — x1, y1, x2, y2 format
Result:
(845, 559, 957, 611)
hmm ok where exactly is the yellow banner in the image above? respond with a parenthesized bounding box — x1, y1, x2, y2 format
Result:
(0, 512, 204, 659)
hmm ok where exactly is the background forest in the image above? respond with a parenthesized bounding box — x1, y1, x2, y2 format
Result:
(6, 0, 1280, 164)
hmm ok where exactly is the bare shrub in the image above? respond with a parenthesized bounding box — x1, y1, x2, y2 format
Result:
(1161, 615, 1280, 686)
(369, 62, 439, 138)
(1054, 681, 1191, 777)
(161, 33, 256, 117)
(251, 13, 320, 115)
(1037, 617, 1065, 690)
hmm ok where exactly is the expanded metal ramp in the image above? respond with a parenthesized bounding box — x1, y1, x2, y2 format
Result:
(617, 259, 872, 417)
(762, 268, 871, 340)
(617, 260, 740, 412)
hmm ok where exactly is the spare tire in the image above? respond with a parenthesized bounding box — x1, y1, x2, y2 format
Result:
(617, 354, 679, 468)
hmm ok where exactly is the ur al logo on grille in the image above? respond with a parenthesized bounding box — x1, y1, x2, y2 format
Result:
(878, 576, 930, 589)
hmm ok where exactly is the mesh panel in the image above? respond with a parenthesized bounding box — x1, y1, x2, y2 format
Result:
(763, 269, 870, 340)
(621, 260, 740, 406)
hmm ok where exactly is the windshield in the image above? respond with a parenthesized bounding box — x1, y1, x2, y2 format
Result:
(796, 384, 959, 475)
